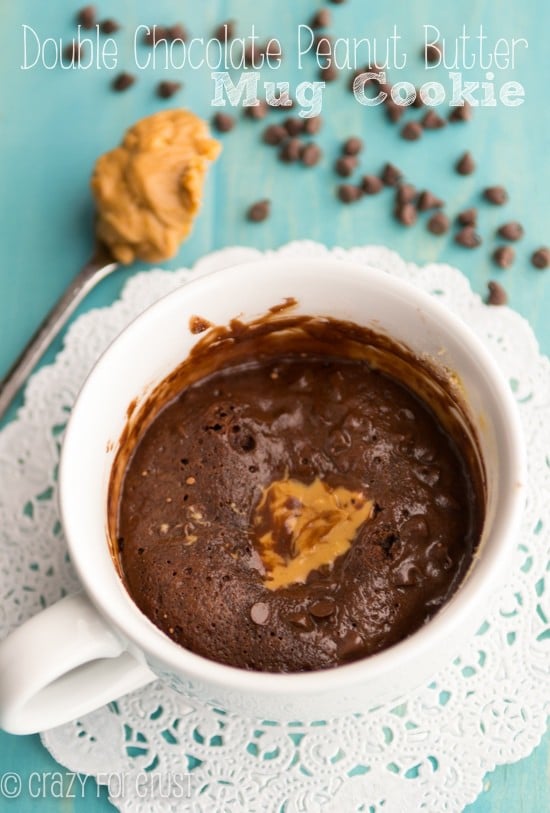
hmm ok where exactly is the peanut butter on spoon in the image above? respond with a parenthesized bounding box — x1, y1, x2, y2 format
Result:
(91, 109, 221, 264)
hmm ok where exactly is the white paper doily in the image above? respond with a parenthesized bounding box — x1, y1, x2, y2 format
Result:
(1, 242, 548, 813)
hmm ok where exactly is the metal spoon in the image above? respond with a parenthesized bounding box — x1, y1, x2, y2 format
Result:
(0, 243, 118, 419)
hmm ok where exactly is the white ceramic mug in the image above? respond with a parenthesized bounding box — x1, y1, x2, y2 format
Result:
(0, 258, 525, 734)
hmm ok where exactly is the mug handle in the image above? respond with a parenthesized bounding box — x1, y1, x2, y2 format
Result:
(0, 592, 155, 734)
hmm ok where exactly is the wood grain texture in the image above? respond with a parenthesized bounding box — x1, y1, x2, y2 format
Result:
(0, 0, 548, 809)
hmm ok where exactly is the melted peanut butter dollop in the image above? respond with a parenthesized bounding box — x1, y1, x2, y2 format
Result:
(253, 477, 374, 590)
(91, 109, 220, 264)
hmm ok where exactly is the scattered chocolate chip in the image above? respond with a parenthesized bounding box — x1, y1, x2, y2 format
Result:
(247, 199, 271, 222)
(300, 142, 322, 167)
(492, 245, 515, 268)
(417, 190, 444, 211)
(455, 226, 482, 248)
(283, 117, 304, 136)
(361, 175, 383, 195)
(263, 124, 287, 146)
(455, 151, 475, 175)
(337, 631, 365, 661)
(77, 5, 96, 29)
(309, 598, 336, 619)
(401, 121, 423, 141)
(412, 92, 424, 109)
(449, 102, 472, 123)
(531, 247, 550, 269)
(157, 80, 182, 99)
(487, 280, 508, 305)
(244, 101, 268, 120)
(213, 20, 235, 41)
(421, 110, 446, 130)
(337, 184, 363, 203)
(250, 602, 270, 625)
(424, 43, 442, 64)
(143, 25, 167, 45)
(303, 115, 323, 134)
(112, 72, 135, 92)
(385, 101, 405, 123)
(265, 39, 283, 60)
(329, 0, 346, 4)
(395, 202, 417, 226)
(286, 611, 311, 629)
(457, 207, 477, 227)
(319, 63, 339, 82)
(335, 155, 357, 177)
(342, 136, 363, 156)
(497, 221, 524, 241)
(99, 19, 120, 34)
(168, 23, 187, 42)
(381, 162, 402, 187)
(63, 41, 84, 63)
(396, 184, 417, 205)
(279, 138, 303, 162)
(483, 186, 508, 205)
(212, 112, 235, 133)
(427, 211, 450, 235)
(310, 9, 332, 28)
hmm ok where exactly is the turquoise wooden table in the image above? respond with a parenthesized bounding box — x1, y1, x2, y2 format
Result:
(1, 1, 548, 810)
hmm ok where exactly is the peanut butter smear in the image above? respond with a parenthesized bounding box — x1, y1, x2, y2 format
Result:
(253, 477, 374, 590)
(91, 109, 220, 264)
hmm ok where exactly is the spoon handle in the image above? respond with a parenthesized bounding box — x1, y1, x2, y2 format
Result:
(0, 248, 118, 420)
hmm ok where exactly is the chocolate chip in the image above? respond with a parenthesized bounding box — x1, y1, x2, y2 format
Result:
(449, 102, 472, 123)
(279, 138, 303, 162)
(63, 41, 84, 63)
(112, 72, 135, 92)
(284, 117, 304, 136)
(300, 142, 322, 167)
(531, 247, 550, 269)
(492, 246, 515, 268)
(247, 199, 271, 222)
(212, 112, 235, 133)
(263, 124, 287, 146)
(381, 162, 402, 186)
(99, 19, 120, 34)
(395, 203, 417, 226)
(157, 81, 182, 99)
(286, 611, 311, 629)
(455, 226, 482, 248)
(457, 207, 477, 227)
(361, 175, 383, 195)
(455, 151, 475, 175)
(309, 598, 336, 619)
(483, 186, 508, 205)
(417, 190, 444, 211)
(337, 631, 365, 661)
(319, 64, 338, 82)
(396, 184, 417, 205)
(343, 136, 363, 156)
(310, 9, 332, 28)
(213, 20, 235, 41)
(401, 121, 423, 141)
(411, 92, 424, 109)
(385, 101, 405, 123)
(77, 5, 96, 29)
(329, 0, 346, 3)
(303, 115, 323, 134)
(250, 602, 270, 625)
(424, 43, 442, 64)
(497, 221, 524, 241)
(335, 155, 357, 177)
(168, 23, 188, 42)
(420, 110, 445, 130)
(244, 101, 268, 120)
(487, 280, 508, 305)
(143, 26, 167, 45)
(427, 211, 450, 235)
(337, 184, 363, 203)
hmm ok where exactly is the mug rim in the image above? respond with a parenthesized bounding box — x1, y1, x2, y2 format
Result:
(60, 257, 526, 697)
